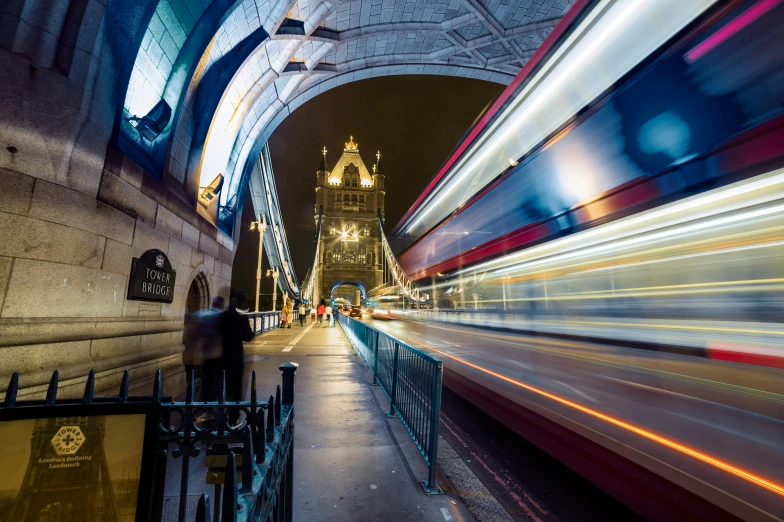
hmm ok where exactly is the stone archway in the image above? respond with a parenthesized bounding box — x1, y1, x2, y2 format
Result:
(328, 279, 369, 306)
(186, 271, 210, 314)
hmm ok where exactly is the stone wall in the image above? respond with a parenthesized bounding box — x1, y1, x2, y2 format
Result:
(0, 1, 235, 400)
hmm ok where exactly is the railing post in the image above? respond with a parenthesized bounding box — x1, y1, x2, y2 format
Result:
(422, 360, 444, 495)
(285, 428, 294, 522)
(195, 493, 211, 522)
(371, 330, 379, 385)
(386, 343, 399, 417)
(222, 452, 238, 522)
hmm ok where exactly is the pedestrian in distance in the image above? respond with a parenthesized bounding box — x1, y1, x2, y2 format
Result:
(283, 299, 293, 328)
(298, 302, 306, 327)
(325, 303, 333, 327)
(310, 306, 317, 324)
(317, 303, 325, 325)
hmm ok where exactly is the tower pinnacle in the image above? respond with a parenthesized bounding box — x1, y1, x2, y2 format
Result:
(319, 146, 328, 171)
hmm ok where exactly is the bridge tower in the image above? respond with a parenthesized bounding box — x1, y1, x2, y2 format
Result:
(313, 136, 385, 305)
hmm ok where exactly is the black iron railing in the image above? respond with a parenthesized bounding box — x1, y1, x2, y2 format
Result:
(336, 313, 443, 495)
(1, 362, 298, 522)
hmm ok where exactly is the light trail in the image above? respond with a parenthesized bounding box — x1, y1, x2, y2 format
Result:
(402, 336, 784, 498)
(415, 321, 784, 403)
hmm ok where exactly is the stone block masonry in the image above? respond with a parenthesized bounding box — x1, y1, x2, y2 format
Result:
(0, 40, 238, 401)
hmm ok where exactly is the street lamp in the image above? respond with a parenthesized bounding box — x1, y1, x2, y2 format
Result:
(250, 214, 267, 312)
(267, 267, 280, 311)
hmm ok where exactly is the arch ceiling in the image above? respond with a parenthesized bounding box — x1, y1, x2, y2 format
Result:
(121, 0, 574, 220)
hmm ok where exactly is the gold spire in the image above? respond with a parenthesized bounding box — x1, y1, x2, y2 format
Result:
(372, 164, 377, 174)
(376, 150, 381, 162)
(322, 146, 327, 157)
(344, 135, 358, 151)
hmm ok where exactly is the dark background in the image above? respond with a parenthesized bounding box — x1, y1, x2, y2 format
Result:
(231, 75, 503, 307)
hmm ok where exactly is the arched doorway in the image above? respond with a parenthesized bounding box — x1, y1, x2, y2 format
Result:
(186, 272, 210, 314)
(183, 272, 210, 394)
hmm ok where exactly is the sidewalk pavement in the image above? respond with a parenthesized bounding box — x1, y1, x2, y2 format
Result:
(243, 321, 475, 521)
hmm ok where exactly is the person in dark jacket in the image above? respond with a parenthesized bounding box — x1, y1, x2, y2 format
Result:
(220, 292, 255, 426)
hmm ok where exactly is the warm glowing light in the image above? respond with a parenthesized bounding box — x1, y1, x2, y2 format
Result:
(410, 341, 784, 498)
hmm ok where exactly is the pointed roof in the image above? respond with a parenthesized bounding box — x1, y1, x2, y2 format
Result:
(328, 136, 373, 185)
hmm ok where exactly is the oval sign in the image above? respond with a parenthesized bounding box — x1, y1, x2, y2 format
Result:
(127, 249, 177, 303)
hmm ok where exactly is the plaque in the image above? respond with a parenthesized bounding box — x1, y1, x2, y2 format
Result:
(0, 409, 156, 522)
(127, 249, 176, 303)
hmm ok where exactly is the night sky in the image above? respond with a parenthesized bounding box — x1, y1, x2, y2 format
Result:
(231, 75, 502, 306)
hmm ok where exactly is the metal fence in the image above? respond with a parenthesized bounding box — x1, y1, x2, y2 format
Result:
(244, 310, 298, 334)
(1, 363, 298, 522)
(335, 313, 443, 495)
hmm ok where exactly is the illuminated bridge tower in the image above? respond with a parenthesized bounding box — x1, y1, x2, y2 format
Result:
(313, 137, 385, 305)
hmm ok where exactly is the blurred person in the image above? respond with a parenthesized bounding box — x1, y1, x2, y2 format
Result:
(317, 302, 325, 324)
(282, 299, 293, 329)
(310, 305, 317, 323)
(220, 292, 255, 426)
(183, 296, 224, 405)
(299, 302, 306, 327)
(325, 303, 333, 327)
(198, 296, 225, 403)
(279, 300, 287, 328)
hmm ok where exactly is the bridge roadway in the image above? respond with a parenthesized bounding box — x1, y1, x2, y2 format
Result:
(361, 316, 784, 521)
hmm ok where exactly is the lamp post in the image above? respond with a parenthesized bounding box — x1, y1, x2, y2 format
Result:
(250, 214, 267, 312)
(267, 267, 280, 311)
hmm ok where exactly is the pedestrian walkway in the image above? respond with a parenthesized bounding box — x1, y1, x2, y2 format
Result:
(243, 321, 474, 521)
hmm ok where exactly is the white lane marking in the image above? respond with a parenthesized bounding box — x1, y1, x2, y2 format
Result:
(282, 324, 313, 352)
(409, 331, 421, 336)
(556, 381, 595, 403)
(440, 507, 453, 520)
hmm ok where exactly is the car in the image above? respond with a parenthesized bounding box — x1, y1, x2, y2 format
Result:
(349, 306, 362, 317)
(371, 308, 397, 320)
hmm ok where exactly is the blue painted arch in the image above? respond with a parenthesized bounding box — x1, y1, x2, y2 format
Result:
(330, 280, 368, 302)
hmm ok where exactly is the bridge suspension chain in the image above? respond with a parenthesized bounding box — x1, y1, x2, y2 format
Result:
(377, 210, 429, 304)
(300, 207, 323, 304)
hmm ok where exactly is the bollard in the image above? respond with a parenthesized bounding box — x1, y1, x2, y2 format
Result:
(279, 362, 298, 406)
